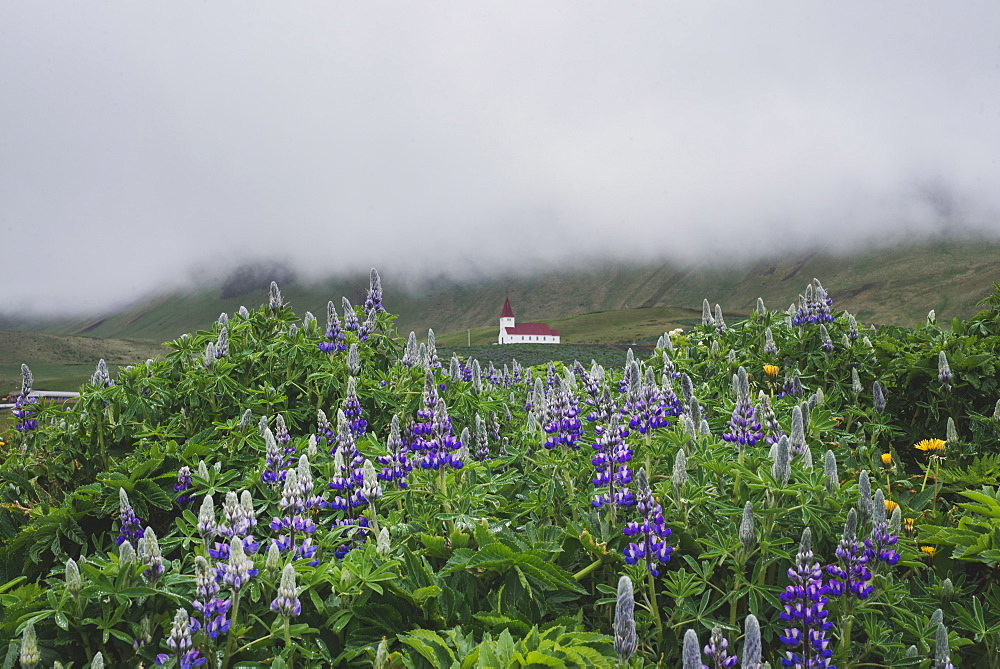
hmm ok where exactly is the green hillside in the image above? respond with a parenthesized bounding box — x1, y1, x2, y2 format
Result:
(0, 331, 165, 392)
(4, 236, 1000, 349)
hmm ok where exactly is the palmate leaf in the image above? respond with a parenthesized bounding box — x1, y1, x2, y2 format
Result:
(397, 628, 459, 669)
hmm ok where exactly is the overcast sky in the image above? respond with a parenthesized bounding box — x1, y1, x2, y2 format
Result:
(2, 2, 999, 314)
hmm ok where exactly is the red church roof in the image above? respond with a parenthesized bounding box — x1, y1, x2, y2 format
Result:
(500, 296, 515, 319)
(504, 323, 559, 336)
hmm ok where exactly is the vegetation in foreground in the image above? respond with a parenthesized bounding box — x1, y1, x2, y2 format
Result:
(2, 272, 1000, 667)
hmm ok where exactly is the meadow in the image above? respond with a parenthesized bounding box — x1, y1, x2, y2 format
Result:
(1, 272, 999, 667)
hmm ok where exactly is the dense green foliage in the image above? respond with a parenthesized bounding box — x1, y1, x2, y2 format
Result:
(2, 280, 1000, 667)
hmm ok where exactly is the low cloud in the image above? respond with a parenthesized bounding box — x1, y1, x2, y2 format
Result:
(2, 2, 999, 315)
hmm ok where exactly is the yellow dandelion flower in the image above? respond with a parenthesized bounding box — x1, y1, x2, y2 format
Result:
(880, 452, 893, 466)
(920, 546, 937, 558)
(884, 499, 899, 514)
(914, 438, 946, 452)
(763, 364, 780, 378)
(904, 518, 915, 535)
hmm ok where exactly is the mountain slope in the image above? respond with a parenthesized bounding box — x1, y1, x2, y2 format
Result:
(5, 237, 1000, 345)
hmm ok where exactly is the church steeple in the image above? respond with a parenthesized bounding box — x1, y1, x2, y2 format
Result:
(499, 296, 516, 341)
(500, 296, 515, 320)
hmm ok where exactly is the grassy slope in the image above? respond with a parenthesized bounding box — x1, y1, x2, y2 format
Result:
(4, 236, 999, 349)
(0, 331, 165, 391)
(435, 306, 702, 347)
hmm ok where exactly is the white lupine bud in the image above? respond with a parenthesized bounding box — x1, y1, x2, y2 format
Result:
(266, 542, 282, 573)
(374, 639, 390, 669)
(756, 297, 766, 315)
(946, 417, 958, 445)
(682, 629, 702, 669)
(119, 539, 136, 565)
(472, 359, 483, 395)
(873, 488, 887, 527)
(347, 343, 361, 376)
(934, 623, 952, 669)
(889, 505, 902, 535)
(66, 558, 82, 598)
(672, 448, 688, 495)
(362, 460, 382, 500)
(702, 299, 714, 326)
(238, 305, 250, 318)
(269, 281, 282, 311)
(20, 624, 39, 669)
(858, 470, 873, 524)
(715, 304, 726, 331)
(614, 575, 637, 663)
(739, 501, 755, 552)
(741, 614, 761, 669)
(772, 435, 791, 487)
(700, 419, 711, 436)
(377, 527, 391, 558)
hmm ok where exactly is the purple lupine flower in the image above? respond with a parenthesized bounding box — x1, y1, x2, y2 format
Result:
(618, 355, 637, 394)
(764, 328, 778, 356)
(342, 377, 368, 437)
(117, 489, 144, 546)
(358, 309, 377, 341)
(12, 365, 39, 432)
(274, 414, 291, 449)
(411, 399, 464, 470)
(197, 494, 216, 543)
(174, 466, 194, 505)
(364, 268, 384, 315)
(377, 415, 412, 488)
(192, 556, 231, 640)
(623, 367, 683, 435)
(825, 509, 873, 600)
(721, 368, 763, 449)
(138, 527, 165, 584)
(261, 426, 286, 486)
(937, 351, 952, 391)
(846, 314, 859, 342)
(156, 608, 205, 668)
(702, 626, 739, 668)
(819, 325, 834, 352)
(271, 563, 302, 618)
(332, 515, 371, 558)
(778, 375, 804, 399)
(864, 489, 900, 567)
(473, 413, 491, 461)
(319, 300, 347, 353)
(759, 394, 785, 445)
(591, 414, 635, 509)
(218, 537, 258, 592)
(623, 469, 672, 576)
(778, 528, 835, 668)
(342, 296, 359, 332)
(543, 380, 582, 450)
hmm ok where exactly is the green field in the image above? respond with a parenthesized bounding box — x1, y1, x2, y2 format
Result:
(0, 330, 165, 392)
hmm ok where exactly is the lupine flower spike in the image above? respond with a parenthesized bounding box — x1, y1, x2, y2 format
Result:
(741, 614, 762, 669)
(623, 468, 672, 575)
(682, 629, 702, 669)
(613, 575, 637, 664)
(778, 528, 834, 668)
(703, 626, 739, 668)
(271, 563, 301, 618)
(938, 351, 952, 391)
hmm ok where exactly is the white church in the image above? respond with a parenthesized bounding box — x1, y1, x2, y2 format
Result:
(498, 297, 560, 344)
